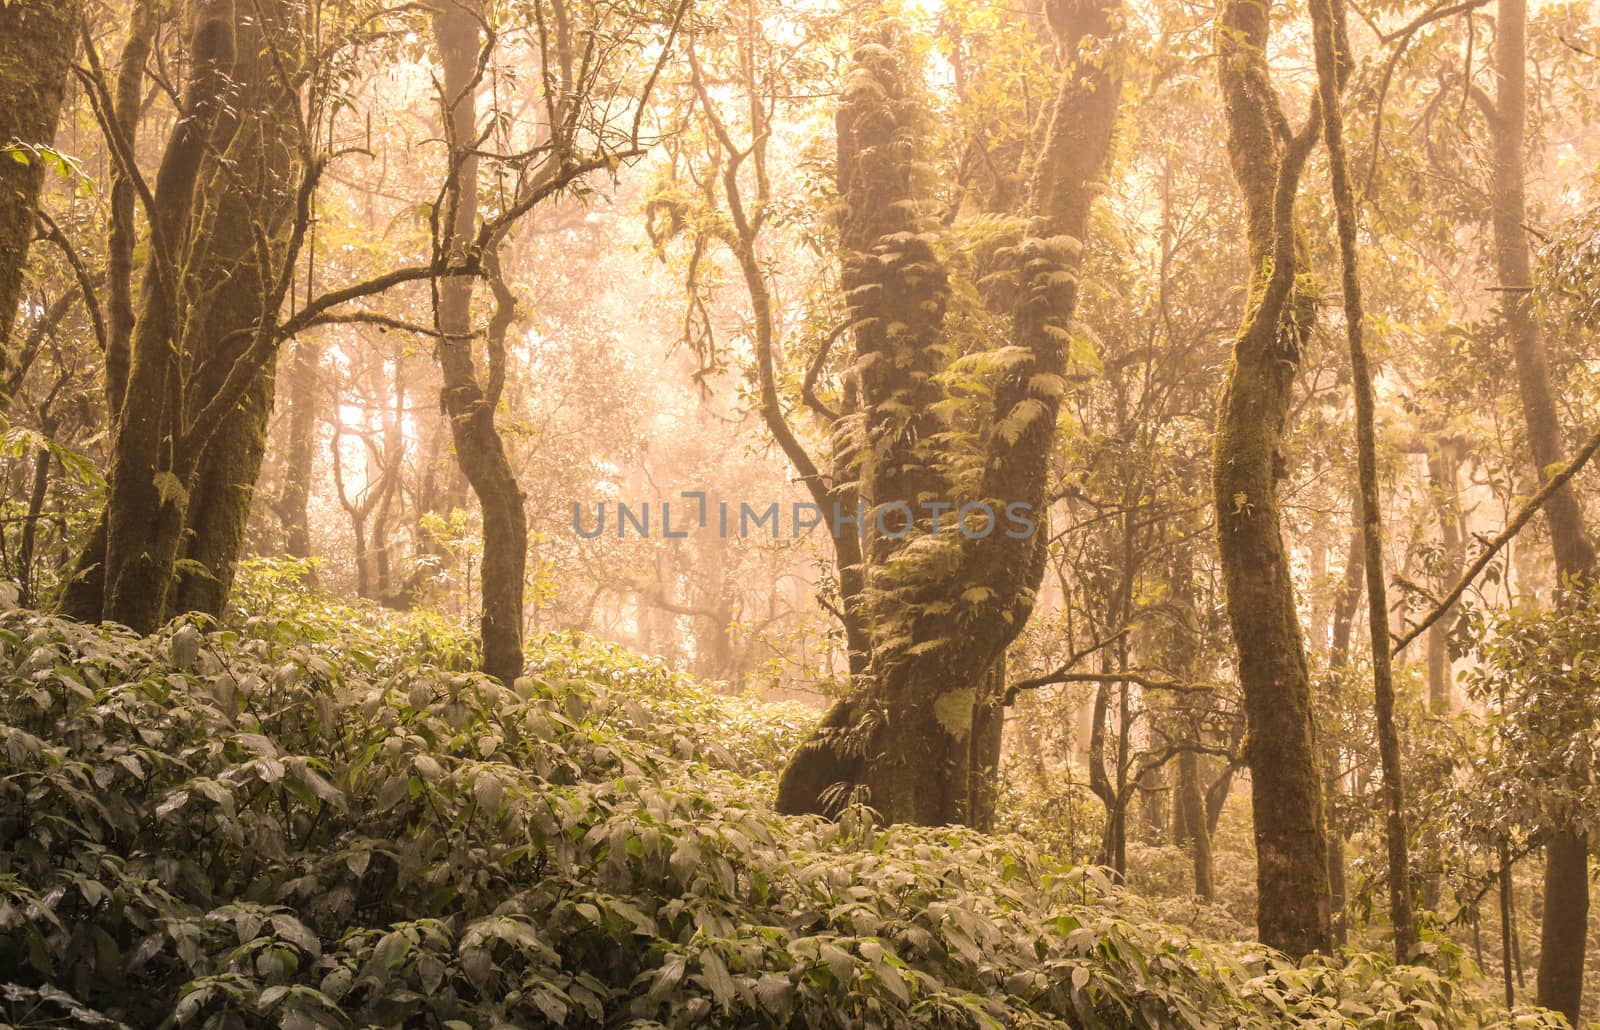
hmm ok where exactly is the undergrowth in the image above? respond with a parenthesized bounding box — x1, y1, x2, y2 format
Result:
(0, 562, 1564, 1028)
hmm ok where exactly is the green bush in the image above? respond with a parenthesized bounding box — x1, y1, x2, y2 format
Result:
(0, 572, 1565, 1028)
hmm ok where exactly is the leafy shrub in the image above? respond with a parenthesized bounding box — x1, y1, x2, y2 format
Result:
(0, 577, 1566, 1028)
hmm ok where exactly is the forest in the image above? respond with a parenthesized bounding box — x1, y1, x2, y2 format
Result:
(0, 0, 1597, 1025)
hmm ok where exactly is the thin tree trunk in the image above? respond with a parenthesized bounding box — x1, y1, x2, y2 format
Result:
(59, 3, 154, 622)
(1486, 0, 1593, 1016)
(277, 340, 323, 560)
(1325, 524, 1362, 948)
(18, 445, 50, 606)
(1177, 747, 1215, 901)
(1500, 838, 1515, 1008)
(1425, 445, 1464, 713)
(1310, 0, 1414, 960)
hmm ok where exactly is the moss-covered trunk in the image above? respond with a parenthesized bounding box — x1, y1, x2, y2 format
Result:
(101, 0, 239, 632)
(776, 0, 1121, 826)
(173, 0, 304, 619)
(58, 5, 152, 622)
(1211, 0, 1331, 959)
(0, 0, 82, 402)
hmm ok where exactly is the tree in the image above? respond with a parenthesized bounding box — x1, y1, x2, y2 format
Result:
(1309, 0, 1414, 960)
(171, 0, 308, 618)
(65, 0, 667, 641)
(1210, 0, 1332, 958)
(1474, 0, 1594, 1015)
(775, 0, 1124, 826)
(429, 0, 529, 685)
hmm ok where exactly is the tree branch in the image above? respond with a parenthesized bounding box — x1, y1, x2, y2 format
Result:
(1393, 424, 1600, 654)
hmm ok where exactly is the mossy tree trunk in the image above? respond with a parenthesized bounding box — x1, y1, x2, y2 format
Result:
(0, 0, 82, 404)
(99, 0, 240, 632)
(1211, 0, 1332, 959)
(78, 0, 303, 630)
(777, 0, 1122, 825)
(59, 2, 153, 621)
(173, 0, 305, 618)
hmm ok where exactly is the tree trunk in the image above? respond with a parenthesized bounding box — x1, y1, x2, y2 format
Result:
(173, 0, 303, 618)
(1324, 522, 1362, 947)
(1425, 444, 1464, 713)
(777, 0, 1122, 827)
(105, 1, 157, 419)
(433, 1, 528, 686)
(18, 444, 50, 606)
(1310, 0, 1413, 959)
(276, 340, 323, 560)
(1487, 0, 1594, 1017)
(1177, 747, 1214, 900)
(57, 4, 152, 621)
(0, 0, 82, 403)
(1211, 0, 1331, 959)
(100, 0, 238, 632)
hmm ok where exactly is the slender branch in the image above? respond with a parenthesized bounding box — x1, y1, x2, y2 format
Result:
(1003, 627, 1133, 704)
(801, 321, 848, 422)
(1363, 0, 1491, 196)
(34, 212, 108, 356)
(1393, 424, 1600, 654)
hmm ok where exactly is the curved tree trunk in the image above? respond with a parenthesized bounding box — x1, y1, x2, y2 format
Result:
(1211, 0, 1332, 959)
(0, 0, 82, 404)
(433, 0, 528, 686)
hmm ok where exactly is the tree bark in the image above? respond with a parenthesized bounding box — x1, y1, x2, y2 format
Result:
(59, 2, 155, 622)
(1324, 521, 1362, 947)
(0, 0, 82, 404)
(1211, 0, 1332, 959)
(1177, 747, 1214, 900)
(1486, 0, 1593, 1017)
(1425, 444, 1464, 713)
(100, 0, 238, 632)
(433, 0, 528, 685)
(105, 1, 157, 419)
